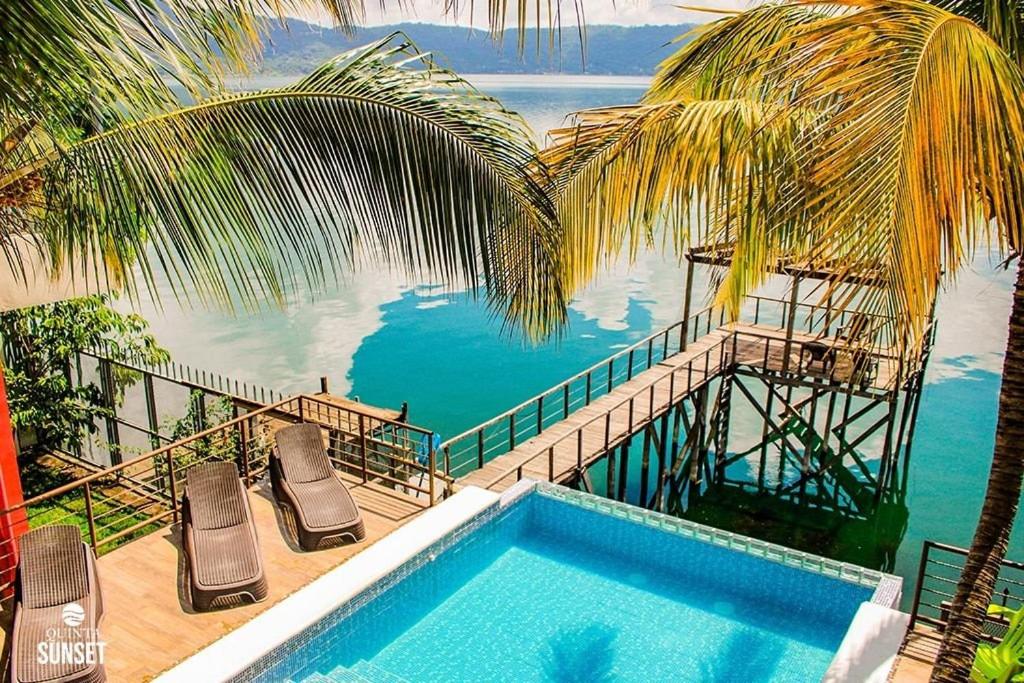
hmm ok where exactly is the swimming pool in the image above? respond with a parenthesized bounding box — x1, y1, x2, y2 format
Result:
(211, 482, 900, 683)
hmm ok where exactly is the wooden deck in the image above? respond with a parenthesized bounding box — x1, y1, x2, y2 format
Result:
(0, 473, 424, 682)
(890, 624, 941, 681)
(457, 321, 897, 493)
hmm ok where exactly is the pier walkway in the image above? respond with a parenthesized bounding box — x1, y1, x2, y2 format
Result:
(450, 300, 909, 494)
(457, 329, 730, 490)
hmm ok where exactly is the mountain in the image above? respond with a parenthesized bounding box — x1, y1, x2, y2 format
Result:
(258, 22, 696, 76)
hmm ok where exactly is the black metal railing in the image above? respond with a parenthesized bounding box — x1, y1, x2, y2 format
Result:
(909, 540, 1024, 640)
(439, 306, 725, 478)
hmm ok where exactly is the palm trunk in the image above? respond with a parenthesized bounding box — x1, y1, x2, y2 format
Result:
(932, 259, 1024, 681)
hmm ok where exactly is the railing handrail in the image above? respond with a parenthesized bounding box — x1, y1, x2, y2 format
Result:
(440, 306, 717, 449)
(80, 345, 287, 406)
(909, 539, 1024, 630)
(6, 394, 436, 514)
(480, 334, 732, 489)
(5, 396, 300, 513)
(746, 293, 892, 323)
(297, 394, 434, 438)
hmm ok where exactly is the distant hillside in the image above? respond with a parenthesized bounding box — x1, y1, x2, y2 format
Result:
(258, 22, 695, 76)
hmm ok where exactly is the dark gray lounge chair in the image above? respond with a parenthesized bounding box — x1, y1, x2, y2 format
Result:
(271, 423, 366, 551)
(182, 461, 267, 611)
(10, 525, 105, 683)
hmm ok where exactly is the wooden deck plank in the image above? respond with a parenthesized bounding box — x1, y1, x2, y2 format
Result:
(87, 472, 423, 682)
(890, 624, 940, 681)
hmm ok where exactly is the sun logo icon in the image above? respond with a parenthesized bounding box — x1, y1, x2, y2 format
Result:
(61, 603, 85, 628)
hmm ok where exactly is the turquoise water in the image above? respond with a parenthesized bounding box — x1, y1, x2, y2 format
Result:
(257, 490, 873, 683)
(128, 78, 1023, 604)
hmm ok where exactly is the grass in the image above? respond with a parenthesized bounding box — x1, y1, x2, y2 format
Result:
(21, 454, 165, 554)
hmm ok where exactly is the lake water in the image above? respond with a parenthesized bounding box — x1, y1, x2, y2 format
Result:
(125, 77, 1022, 604)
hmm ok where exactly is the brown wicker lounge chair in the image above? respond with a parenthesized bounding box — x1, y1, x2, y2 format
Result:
(10, 525, 105, 683)
(271, 423, 366, 551)
(182, 461, 267, 611)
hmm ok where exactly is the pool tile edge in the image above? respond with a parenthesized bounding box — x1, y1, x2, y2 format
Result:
(153, 487, 500, 683)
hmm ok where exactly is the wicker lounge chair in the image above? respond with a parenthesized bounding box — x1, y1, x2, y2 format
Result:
(10, 525, 105, 683)
(182, 461, 267, 611)
(271, 423, 366, 551)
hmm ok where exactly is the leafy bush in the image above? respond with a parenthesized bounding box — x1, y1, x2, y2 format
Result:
(1, 295, 168, 452)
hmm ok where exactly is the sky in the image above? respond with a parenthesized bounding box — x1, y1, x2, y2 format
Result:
(299, 0, 750, 29)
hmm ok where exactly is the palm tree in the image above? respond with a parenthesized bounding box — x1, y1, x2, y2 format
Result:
(1, 1, 569, 335)
(538, 0, 1024, 678)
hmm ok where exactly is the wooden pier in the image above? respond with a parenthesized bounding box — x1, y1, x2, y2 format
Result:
(444, 249, 935, 544)
(458, 329, 730, 490)
(456, 319, 911, 493)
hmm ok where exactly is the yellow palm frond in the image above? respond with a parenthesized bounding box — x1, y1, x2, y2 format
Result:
(763, 0, 1024, 346)
(540, 97, 808, 308)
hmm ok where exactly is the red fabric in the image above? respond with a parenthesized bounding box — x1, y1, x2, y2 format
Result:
(0, 363, 27, 590)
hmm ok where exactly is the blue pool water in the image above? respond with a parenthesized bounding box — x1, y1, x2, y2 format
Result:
(254, 489, 878, 683)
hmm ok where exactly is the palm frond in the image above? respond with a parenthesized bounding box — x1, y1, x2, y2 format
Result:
(1, 1, 368, 130)
(930, 0, 1024, 65)
(0, 36, 566, 337)
(646, 3, 827, 103)
(540, 98, 807, 303)
(764, 0, 1024, 346)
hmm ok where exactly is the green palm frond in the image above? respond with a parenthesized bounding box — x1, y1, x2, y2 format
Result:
(1, 36, 566, 336)
(1, 1, 366, 129)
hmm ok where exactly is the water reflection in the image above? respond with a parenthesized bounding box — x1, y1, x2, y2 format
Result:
(542, 623, 618, 683)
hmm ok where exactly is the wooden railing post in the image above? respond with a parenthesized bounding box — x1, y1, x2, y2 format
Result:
(143, 373, 160, 450)
(358, 414, 369, 483)
(83, 481, 98, 552)
(167, 452, 178, 524)
(909, 541, 932, 629)
(563, 384, 570, 417)
(681, 259, 694, 351)
(238, 417, 251, 487)
(509, 414, 517, 450)
(477, 430, 485, 469)
(428, 436, 436, 506)
(537, 395, 544, 435)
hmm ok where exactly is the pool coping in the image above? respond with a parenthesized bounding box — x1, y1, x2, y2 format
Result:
(157, 480, 906, 682)
(153, 487, 501, 683)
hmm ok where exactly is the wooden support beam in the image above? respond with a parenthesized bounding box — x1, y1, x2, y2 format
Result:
(617, 441, 630, 502)
(639, 425, 653, 506)
(732, 378, 806, 473)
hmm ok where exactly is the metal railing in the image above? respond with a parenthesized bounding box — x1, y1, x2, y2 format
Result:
(441, 294, 916, 485)
(0, 395, 444, 592)
(72, 346, 290, 463)
(480, 335, 734, 490)
(746, 294, 892, 347)
(909, 540, 1024, 639)
(474, 323, 911, 491)
(440, 306, 725, 478)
